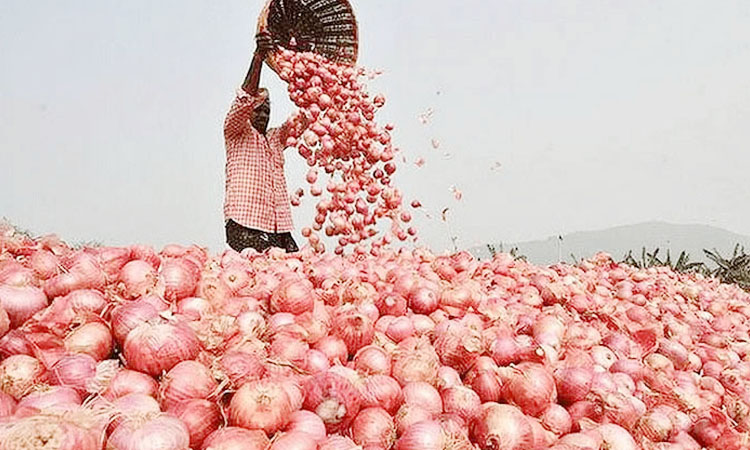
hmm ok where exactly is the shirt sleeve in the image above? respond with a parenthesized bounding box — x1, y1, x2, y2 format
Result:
(224, 89, 266, 139)
(267, 120, 292, 155)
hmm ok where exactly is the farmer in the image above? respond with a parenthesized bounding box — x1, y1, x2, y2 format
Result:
(223, 32, 303, 254)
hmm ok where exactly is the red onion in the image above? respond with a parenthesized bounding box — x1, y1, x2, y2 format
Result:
(109, 414, 190, 450)
(385, 316, 415, 342)
(122, 322, 201, 376)
(28, 249, 60, 280)
(0, 329, 32, 358)
(119, 260, 158, 299)
(177, 296, 212, 320)
(470, 403, 534, 450)
(269, 431, 319, 450)
(395, 420, 445, 450)
(402, 381, 443, 415)
(554, 366, 593, 405)
(333, 305, 375, 355)
(408, 287, 438, 314)
(540, 404, 572, 436)
(15, 385, 80, 414)
(160, 258, 198, 301)
(597, 423, 638, 450)
(314, 335, 349, 364)
(0, 354, 47, 399)
(102, 368, 158, 400)
(0, 414, 99, 450)
(218, 350, 265, 388)
(0, 390, 16, 417)
(505, 362, 557, 417)
(0, 285, 48, 328)
(351, 407, 396, 448)
(392, 337, 440, 386)
(271, 278, 315, 314)
(361, 374, 403, 414)
(169, 399, 222, 449)
(303, 371, 362, 433)
(441, 385, 481, 423)
(0, 305, 9, 338)
(200, 427, 270, 450)
(470, 370, 503, 403)
(353, 345, 392, 375)
(285, 410, 327, 442)
(318, 435, 360, 450)
(394, 405, 434, 435)
(160, 360, 218, 410)
(436, 365, 462, 391)
(109, 392, 161, 433)
(303, 349, 330, 373)
(64, 321, 113, 361)
(433, 320, 483, 374)
(110, 301, 160, 345)
(229, 379, 294, 434)
(410, 314, 436, 336)
(48, 353, 98, 395)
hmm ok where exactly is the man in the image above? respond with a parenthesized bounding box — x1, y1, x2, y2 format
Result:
(223, 32, 302, 253)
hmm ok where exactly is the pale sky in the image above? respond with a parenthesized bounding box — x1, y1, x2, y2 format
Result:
(2, 1, 749, 253)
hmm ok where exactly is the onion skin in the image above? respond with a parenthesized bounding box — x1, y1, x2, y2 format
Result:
(395, 420, 445, 450)
(101, 368, 158, 400)
(15, 386, 81, 416)
(159, 360, 218, 411)
(269, 431, 319, 450)
(122, 322, 201, 376)
(361, 374, 404, 415)
(200, 427, 270, 450)
(229, 379, 294, 435)
(64, 321, 113, 361)
(0, 414, 100, 450)
(505, 363, 558, 417)
(0, 390, 16, 417)
(470, 403, 534, 450)
(402, 381, 443, 415)
(168, 399, 222, 449)
(285, 410, 327, 442)
(0, 285, 48, 328)
(441, 385, 481, 423)
(351, 407, 397, 449)
(109, 414, 190, 450)
(303, 371, 363, 433)
(0, 354, 47, 400)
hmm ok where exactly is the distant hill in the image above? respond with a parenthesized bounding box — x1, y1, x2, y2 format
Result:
(469, 222, 750, 267)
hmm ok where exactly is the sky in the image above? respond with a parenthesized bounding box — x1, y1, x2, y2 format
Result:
(1, 0, 749, 253)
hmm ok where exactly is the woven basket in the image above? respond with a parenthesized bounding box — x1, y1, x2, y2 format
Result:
(257, 0, 359, 73)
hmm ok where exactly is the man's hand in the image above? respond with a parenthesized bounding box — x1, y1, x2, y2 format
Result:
(255, 32, 275, 57)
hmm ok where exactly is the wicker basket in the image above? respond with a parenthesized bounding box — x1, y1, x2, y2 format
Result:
(257, 0, 359, 73)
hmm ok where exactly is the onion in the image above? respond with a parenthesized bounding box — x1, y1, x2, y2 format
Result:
(470, 403, 534, 450)
(110, 301, 160, 345)
(0, 354, 47, 399)
(303, 371, 362, 433)
(108, 392, 161, 433)
(351, 407, 396, 448)
(318, 435, 360, 450)
(0, 305, 9, 338)
(441, 385, 481, 423)
(48, 353, 99, 395)
(28, 249, 60, 280)
(160, 258, 198, 301)
(394, 405, 434, 435)
(64, 289, 108, 314)
(122, 321, 201, 376)
(0, 414, 100, 450)
(505, 363, 557, 417)
(109, 414, 190, 450)
(436, 365, 462, 391)
(540, 404, 572, 436)
(200, 427, 270, 450)
(0, 391, 16, 417)
(285, 410, 327, 442)
(385, 316, 415, 342)
(15, 386, 81, 416)
(103, 368, 158, 400)
(177, 297, 212, 320)
(402, 381, 442, 415)
(554, 367, 593, 405)
(410, 314, 436, 336)
(269, 431, 318, 450)
(218, 350, 265, 388)
(119, 260, 159, 299)
(433, 320, 483, 374)
(353, 345, 392, 375)
(159, 360, 218, 410)
(395, 420, 445, 450)
(168, 399, 222, 449)
(303, 349, 330, 373)
(64, 321, 113, 361)
(314, 335, 349, 364)
(271, 278, 315, 314)
(361, 374, 403, 414)
(0, 329, 32, 358)
(409, 287, 438, 314)
(597, 423, 638, 450)
(333, 306, 375, 355)
(229, 379, 294, 434)
(392, 337, 440, 386)
(0, 285, 48, 328)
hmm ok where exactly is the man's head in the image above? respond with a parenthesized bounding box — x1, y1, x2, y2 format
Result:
(252, 90, 271, 134)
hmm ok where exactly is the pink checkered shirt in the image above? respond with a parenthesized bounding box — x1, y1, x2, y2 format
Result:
(223, 89, 294, 233)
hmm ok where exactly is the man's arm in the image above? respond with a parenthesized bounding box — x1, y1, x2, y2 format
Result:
(224, 33, 275, 137)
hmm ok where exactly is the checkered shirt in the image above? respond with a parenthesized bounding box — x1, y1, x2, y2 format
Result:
(223, 89, 294, 233)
